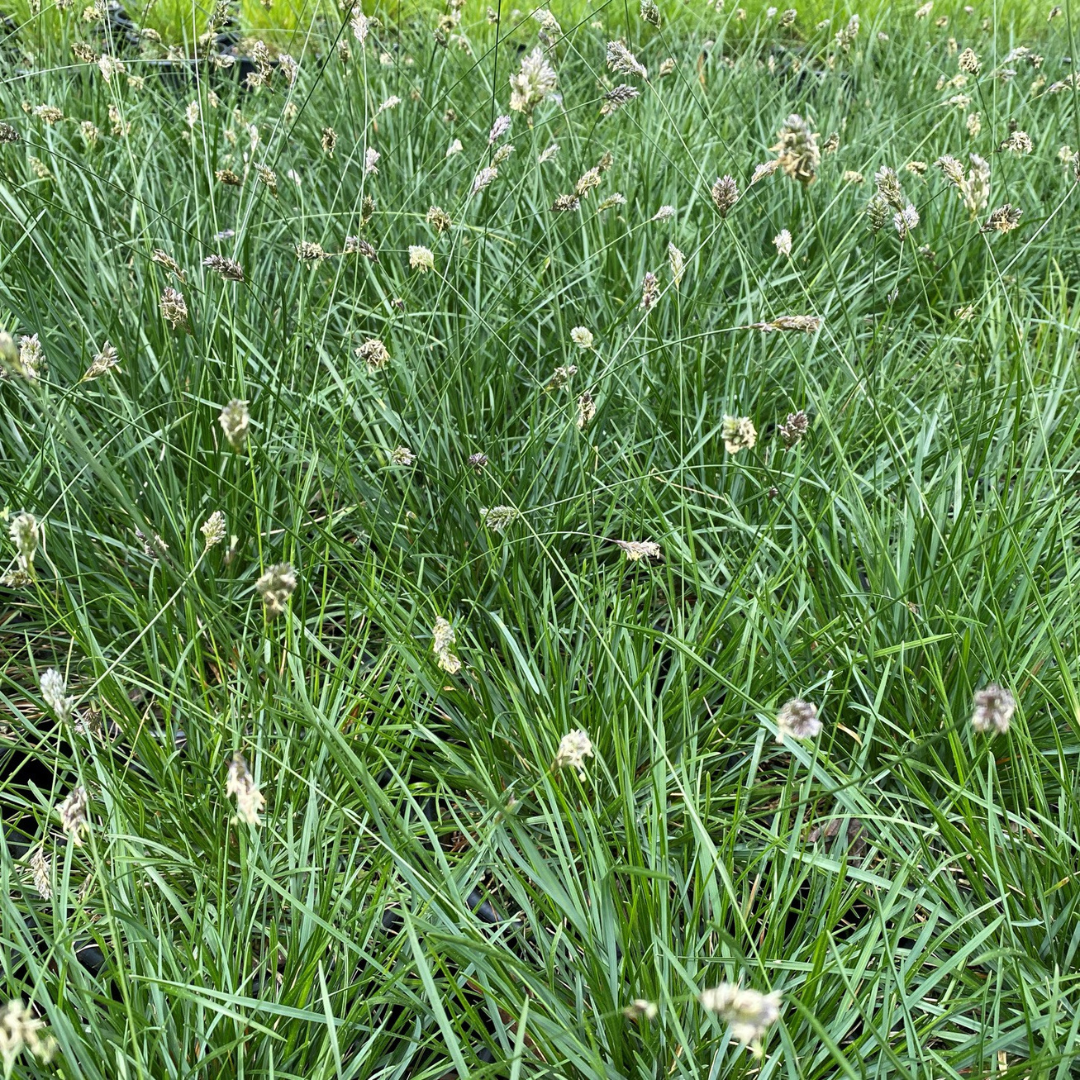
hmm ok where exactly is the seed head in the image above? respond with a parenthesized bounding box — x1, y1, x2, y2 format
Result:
(426, 206, 452, 234)
(774, 229, 792, 256)
(201, 510, 226, 547)
(668, 243, 685, 287)
(480, 505, 521, 533)
(958, 47, 980, 73)
(981, 203, 1022, 233)
(699, 984, 781, 1052)
(0, 999, 58, 1068)
(40, 669, 74, 722)
(351, 6, 369, 41)
(935, 154, 965, 187)
(721, 415, 757, 454)
(215, 168, 242, 186)
(509, 47, 557, 116)
(345, 236, 378, 260)
(82, 341, 119, 381)
(468, 452, 488, 471)
(356, 338, 390, 370)
(606, 40, 648, 79)
(548, 364, 577, 389)
(203, 254, 244, 281)
(750, 160, 781, 185)
(971, 683, 1015, 734)
(835, 13, 859, 49)
(894, 204, 919, 240)
(472, 166, 499, 195)
(159, 287, 189, 328)
(571, 326, 594, 350)
(321, 127, 337, 155)
(152, 249, 185, 281)
(409, 245, 435, 272)
(615, 539, 662, 562)
(390, 445, 416, 466)
(751, 315, 821, 333)
(432, 617, 462, 674)
(640, 271, 659, 311)
(296, 241, 328, 261)
(219, 399, 250, 451)
(488, 114, 511, 144)
(779, 409, 809, 447)
(1002, 130, 1033, 154)
(771, 113, 820, 184)
(32, 105, 63, 124)
(775, 697, 821, 741)
(0, 122, 20, 142)
(9, 512, 38, 574)
(576, 391, 596, 430)
(624, 999, 659, 1021)
(874, 166, 905, 210)
(843, 169, 864, 184)
(553, 728, 594, 779)
(447, 138, 464, 157)
(364, 146, 379, 174)
(867, 195, 889, 231)
(256, 562, 296, 617)
(226, 752, 265, 825)
(551, 194, 581, 212)
(57, 785, 90, 845)
(525, 4, 558, 37)
(30, 847, 51, 900)
(710, 175, 740, 217)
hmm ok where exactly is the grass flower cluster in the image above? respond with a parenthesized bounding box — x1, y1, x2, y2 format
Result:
(0, 0, 1076, 1075)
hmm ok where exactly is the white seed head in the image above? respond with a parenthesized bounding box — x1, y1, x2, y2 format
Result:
(775, 697, 822, 741)
(40, 669, 74, 722)
(256, 562, 296, 617)
(200, 511, 227, 548)
(553, 728, 594, 779)
(971, 683, 1015, 734)
(699, 984, 781, 1051)
(219, 399, 250, 451)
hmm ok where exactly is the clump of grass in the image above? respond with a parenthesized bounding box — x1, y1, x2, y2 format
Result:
(1, 0, 1079, 1076)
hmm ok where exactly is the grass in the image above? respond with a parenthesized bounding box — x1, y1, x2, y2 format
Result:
(1, 0, 1080, 1077)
